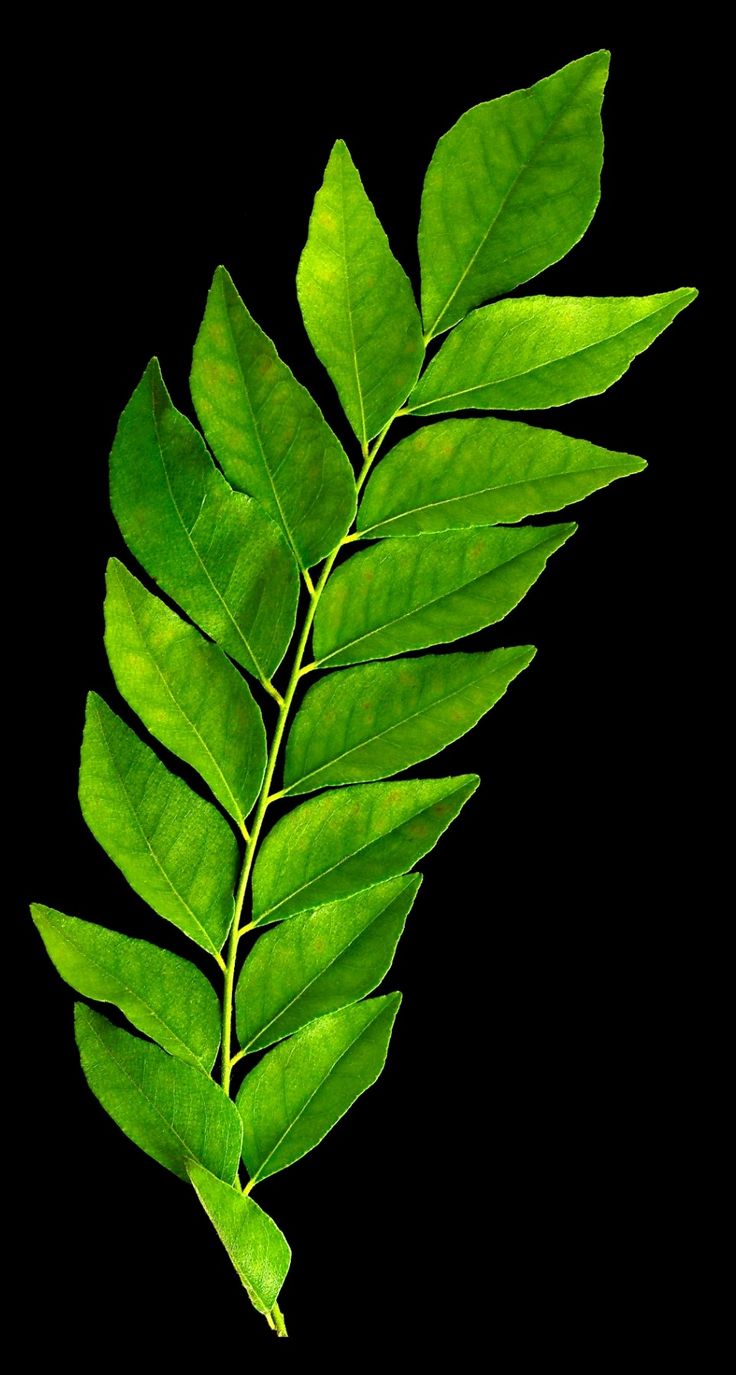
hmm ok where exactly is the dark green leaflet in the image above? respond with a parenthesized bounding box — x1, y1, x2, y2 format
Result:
(32, 53, 696, 1337)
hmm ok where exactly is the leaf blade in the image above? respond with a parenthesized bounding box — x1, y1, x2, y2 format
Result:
(237, 995, 401, 1183)
(408, 291, 697, 416)
(358, 418, 645, 537)
(110, 359, 299, 681)
(313, 525, 575, 668)
(420, 51, 609, 337)
(191, 266, 355, 569)
(105, 559, 266, 826)
(284, 648, 534, 794)
(297, 140, 424, 445)
(79, 693, 238, 959)
(32, 905, 220, 1070)
(252, 776, 478, 925)
(236, 876, 420, 1052)
(75, 1005, 242, 1182)
(188, 1163, 291, 1315)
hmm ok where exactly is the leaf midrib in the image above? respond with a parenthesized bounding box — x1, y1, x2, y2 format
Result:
(249, 1004, 389, 1180)
(336, 151, 369, 448)
(316, 534, 563, 665)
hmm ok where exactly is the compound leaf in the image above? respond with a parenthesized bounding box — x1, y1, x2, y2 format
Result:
(252, 776, 477, 925)
(358, 418, 645, 537)
(297, 140, 424, 446)
(408, 291, 697, 416)
(237, 994, 401, 1183)
(32, 905, 220, 1070)
(420, 51, 609, 337)
(236, 875, 420, 1053)
(284, 648, 534, 794)
(75, 1004, 242, 1182)
(110, 358, 299, 683)
(105, 559, 266, 826)
(313, 525, 574, 668)
(191, 266, 355, 570)
(188, 1163, 291, 1316)
(79, 693, 238, 959)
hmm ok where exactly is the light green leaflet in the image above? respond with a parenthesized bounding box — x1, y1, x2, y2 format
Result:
(297, 140, 424, 447)
(237, 995, 401, 1183)
(313, 525, 575, 668)
(110, 358, 299, 685)
(408, 292, 697, 415)
(79, 693, 237, 960)
(32, 53, 696, 1337)
(191, 266, 355, 570)
(358, 419, 645, 537)
(236, 876, 421, 1053)
(284, 649, 535, 794)
(75, 1005, 242, 1182)
(32, 906, 220, 1070)
(105, 559, 266, 827)
(420, 51, 609, 338)
(252, 776, 478, 925)
(188, 1165, 291, 1320)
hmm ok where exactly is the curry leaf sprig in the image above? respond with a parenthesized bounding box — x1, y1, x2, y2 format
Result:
(30, 50, 695, 1338)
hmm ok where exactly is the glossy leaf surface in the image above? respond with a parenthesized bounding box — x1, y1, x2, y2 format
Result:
(297, 140, 424, 445)
(284, 648, 534, 793)
(358, 418, 645, 537)
(237, 994, 401, 1183)
(408, 291, 697, 415)
(313, 525, 574, 667)
(32, 905, 220, 1070)
(236, 876, 420, 1052)
(110, 359, 299, 681)
(188, 1164, 291, 1315)
(105, 559, 266, 825)
(191, 266, 355, 569)
(420, 51, 609, 337)
(75, 1005, 242, 1182)
(79, 694, 238, 959)
(252, 776, 477, 925)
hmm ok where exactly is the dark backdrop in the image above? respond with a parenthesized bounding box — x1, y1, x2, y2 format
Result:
(10, 21, 708, 1363)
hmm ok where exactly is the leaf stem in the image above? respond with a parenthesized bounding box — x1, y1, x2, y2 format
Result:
(219, 408, 405, 1094)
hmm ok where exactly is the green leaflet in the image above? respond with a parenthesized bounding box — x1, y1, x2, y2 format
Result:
(236, 876, 420, 1053)
(188, 1164, 291, 1318)
(297, 140, 424, 447)
(237, 994, 401, 1183)
(284, 649, 535, 794)
(191, 266, 355, 570)
(105, 559, 266, 827)
(31, 905, 220, 1070)
(420, 52, 609, 338)
(79, 693, 237, 960)
(252, 776, 478, 925)
(313, 525, 574, 668)
(75, 1005, 242, 1182)
(408, 292, 697, 415)
(358, 418, 645, 537)
(110, 358, 299, 683)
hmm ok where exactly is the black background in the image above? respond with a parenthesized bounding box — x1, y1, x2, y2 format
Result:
(11, 20, 711, 1363)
